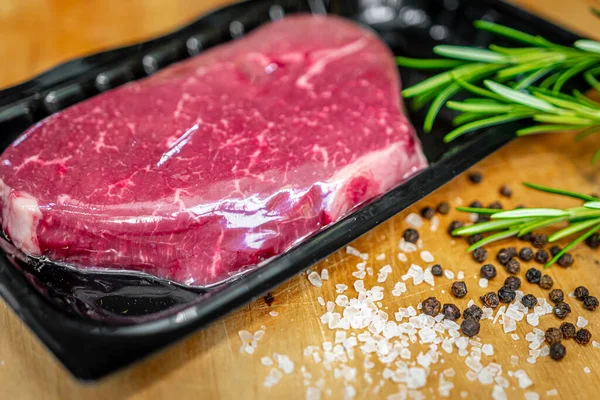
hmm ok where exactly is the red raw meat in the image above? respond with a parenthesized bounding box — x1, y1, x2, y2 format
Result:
(0, 15, 426, 286)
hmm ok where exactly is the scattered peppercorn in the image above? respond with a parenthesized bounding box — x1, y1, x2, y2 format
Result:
(521, 294, 538, 308)
(264, 292, 274, 306)
(560, 322, 576, 339)
(557, 253, 574, 268)
(442, 304, 461, 320)
(534, 249, 549, 264)
(468, 172, 483, 184)
(520, 232, 533, 242)
(539, 275, 554, 290)
(574, 286, 590, 300)
(461, 318, 481, 337)
(586, 233, 600, 249)
(451, 281, 468, 298)
(436, 202, 450, 215)
(481, 292, 500, 308)
(472, 247, 488, 263)
(526, 268, 542, 284)
(469, 200, 483, 209)
(506, 259, 521, 275)
(421, 206, 435, 220)
(422, 297, 441, 316)
(498, 286, 516, 303)
(506, 247, 517, 258)
(554, 302, 571, 319)
(504, 276, 522, 291)
(550, 245, 562, 257)
(477, 214, 491, 222)
(531, 233, 548, 249)
(499, 184, 512, 198)
(431, 264, 443, 277)
(583, 296, 599, 311)
(463, 305, 483, 321)
(575, 328, 592, 345)
(550, 343, 566, 360)
(448, 220, 463, 236)
(549, 289, 564, 303)
(468, 234, 483, 245)
(519, 247, 534, 262)
(403, 228, 419, 244)
(545, 327, 563, 345)
(488, 201, 503, 210)
(480, 264, 497, 280)
(496, 249, 512, 265)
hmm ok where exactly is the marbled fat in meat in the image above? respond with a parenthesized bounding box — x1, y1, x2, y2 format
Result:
(0, 15, 426, 286)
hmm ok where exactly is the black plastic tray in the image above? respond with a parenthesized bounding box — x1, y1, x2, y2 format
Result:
(0, 0, 583, 381)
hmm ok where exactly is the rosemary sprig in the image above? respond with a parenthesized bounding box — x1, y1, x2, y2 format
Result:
(452, 182, 600, 268)
(396, 20, 600, 162)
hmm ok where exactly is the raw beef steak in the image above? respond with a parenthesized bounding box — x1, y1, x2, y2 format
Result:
(0, 15, 426, 286)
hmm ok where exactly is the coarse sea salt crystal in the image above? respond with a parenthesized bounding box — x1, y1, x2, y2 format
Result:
(346, 246, 362, 257)
(317, 297, 325, 306)
(568, 291, 576, 298)
(397, 253, 408, 262)
(308, 271, 322, 287)
(515, 370, 532, 389)
(577, 316, 588, 328)
(376, 253, 386, 261)
(511, 334, 519, 341)
(444, 270, 455, 280)
(584, 367, 591, 374)
(261, 356, 273, 366)
(239, 330, 253, 342)
(502, 315, 516, 333)
(546, 389, 558, 396)
(399, 239, 418, 253)
(482, 344, 494, 356)
(430, 215, 440, 232)
(306, 387, 321, 400)
(593, 341, 600, 348)
(321, 269, 329, 280)
(264, 368, 283, 387)
(478, 278, 489, 288)
(420, 251, 434, 263)
(457, 271, 464, 280)
(336, 284, 348, 293)
(511, 355, 519, 365)
(491, 385, 507, 400)
(405, 213, 423, 227)
(525, 392, 539, 400)
(392, 282, 407, 297)
(467, 300, 474, 307)
(526, 313, 539, 327)
(269, 311, 279, 317)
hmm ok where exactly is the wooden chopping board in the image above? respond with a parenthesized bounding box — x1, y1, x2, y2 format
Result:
(0, 0, 599, 399)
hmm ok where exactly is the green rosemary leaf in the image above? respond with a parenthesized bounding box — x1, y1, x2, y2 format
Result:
(549, 217, 600, 242)
(514, 67, 555, 90)
(433, 46, 509, 63)
(451, 75, 507, 102)
(491, 208, 570, 219)
(516, 124, 577, 136)
(452, 218, 535, 236)
(584, 68, 600, 91)
(496, 56, 564, 79)
(533, 114, 593, 125)
(473, 20, 549, 47)
(572, 90, 600, 108)
(455, 207, 501, 214)
(523, 182, 599, 201)
(411, 90, 439, 111)
(452, 112, 487, 126)
(553, 59, 600, 93)
(395, 56, 467, 69)
(484, 81, 560, 113)
(593, 8, 600, 18)
(402, 63, 486, 98)
(540, 72, 562, 89)
(574, 125, 600, 141)
(466, 228, 521, 251)
(574, 40, 600, 55)
(517, 216, 568, 236)
(532, 91, 600, 118)
(584, 202, 600, 209)
(545, 222, 600, 268)
(446, 101, 519, 113)
(488, 45, 545, 55)
(443, 111, 534, 142)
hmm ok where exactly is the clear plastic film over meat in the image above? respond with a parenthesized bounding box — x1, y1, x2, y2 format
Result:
(0, 15, 426, 287)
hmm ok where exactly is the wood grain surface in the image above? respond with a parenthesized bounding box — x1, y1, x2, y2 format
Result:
(0, 0, 599, 399)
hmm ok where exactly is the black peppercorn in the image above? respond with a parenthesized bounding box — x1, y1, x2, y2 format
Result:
(575, 328, 592, 345)
(539, 275, 554, 290)
(531, 233, 548, 249)
(583, 295, 599, 311)
(461, 318, 480, 337)
(550, 343, 566, 360)
(436, 202, 450, 215)
(431, 264, 443, 277)
(519, 247, 534, 262)
(477, 214, 491, 223)
(545, 327, 563, 345)
(498, 286, 516, 303)
(506, 259, 521, 275)
(520, 232, 533, 242)
(463, 305, 483, 321)
(264, 292, 274, 306)
(534, 249, 549, 264)
(403, 228, 419, 244)
(487, 201, 503, 210)
(448, 220, 463, 236)
(554, 302, 571, 319)
(506, 247, 517, 258)
(468, 172, 483, 184)
(521, 294, 538, 308)
(504, 276, 521, 291)
(469, 200, 483, 209)
(451, 281, 468, 298)
(480, 264, 497, 280)
(468, 233, 483, 245)
(549, 289, 564, 303)
(422, 297, 441, 316)
(496, 249, 512, 265)
(442, 304, 461, 320)
(499, 184, 512, 198)
(550, 245, 562, 257)
(421, 207, 435, 220)
(472, 247, 488, 263)
(574, 286, 590, 300)
(560, 322, 576, 339)
(586, 233, 600, 249)
(481, 292, 500, 308)
(557, 253, 574, 268)
(526, 268, 542, 283)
